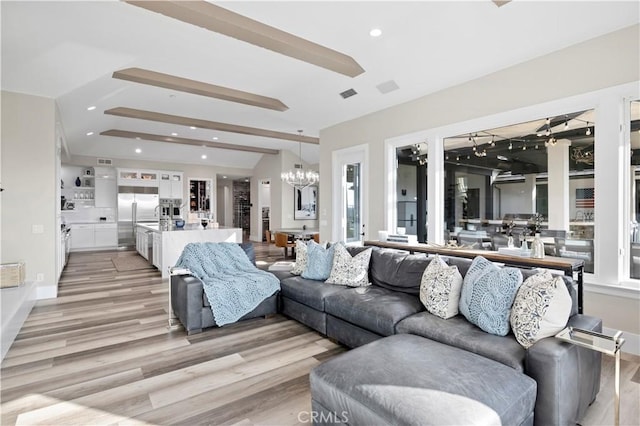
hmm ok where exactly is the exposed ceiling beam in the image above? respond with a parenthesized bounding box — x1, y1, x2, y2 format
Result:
(104, 107, 320, 144)
(492, 0, 512, 7)
(101, 129, 279, 154)
(112, 67, 288, 111)
(123, 1, 365, 78)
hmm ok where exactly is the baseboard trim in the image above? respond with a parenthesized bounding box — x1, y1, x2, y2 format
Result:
(604, 326, 640, 356)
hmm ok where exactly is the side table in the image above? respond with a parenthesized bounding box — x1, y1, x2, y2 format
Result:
(556, 326, 625, 426)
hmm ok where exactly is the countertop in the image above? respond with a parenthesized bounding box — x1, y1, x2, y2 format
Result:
(67, 221, 116, 225)
(136, 222, 238, 233)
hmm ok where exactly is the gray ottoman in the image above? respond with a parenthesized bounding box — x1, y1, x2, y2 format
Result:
(310, 334, 536, 426)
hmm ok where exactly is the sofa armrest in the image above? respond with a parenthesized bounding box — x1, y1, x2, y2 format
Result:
(525, 314, 602, 426)
(171, 274, 205, 334)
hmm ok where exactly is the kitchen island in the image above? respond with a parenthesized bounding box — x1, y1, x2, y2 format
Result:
(136, 223, 242, 278)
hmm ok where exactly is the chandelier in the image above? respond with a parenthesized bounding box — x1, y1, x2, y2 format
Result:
(281, 131, 319, 189)
(571, 146, 594, 165)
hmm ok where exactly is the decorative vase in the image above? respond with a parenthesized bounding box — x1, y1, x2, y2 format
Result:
(75, 177, 81, 187)
(531, 233, 545, 259)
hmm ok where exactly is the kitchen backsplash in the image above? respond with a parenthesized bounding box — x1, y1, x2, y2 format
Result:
(62, 207, 116, 224)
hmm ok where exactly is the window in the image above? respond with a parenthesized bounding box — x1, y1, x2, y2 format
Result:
(396, 143, 427, 241)
(629, 100, 640, 279)
(442, 109, 596, 272)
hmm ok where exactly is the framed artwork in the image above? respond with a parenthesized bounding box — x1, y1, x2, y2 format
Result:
(294, 186, 317, 220)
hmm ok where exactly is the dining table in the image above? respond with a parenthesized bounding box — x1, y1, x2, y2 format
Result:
(273, 228, 319, 240)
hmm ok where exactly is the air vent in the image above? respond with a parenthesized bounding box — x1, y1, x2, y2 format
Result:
(97, 158, 113, 165)
(376, 80, 399, 94)
(339, 88, 357, 99)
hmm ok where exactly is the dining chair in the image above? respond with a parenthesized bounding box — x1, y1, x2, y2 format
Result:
(458, 234, 488, 250)
(275, 232, 296, 258)
(265, 230, 274, 244)
(313, 233, 320, 243)
(540, 229, 566, 255)
(490, 234, 510, 250)
(554, 237, 594, 273)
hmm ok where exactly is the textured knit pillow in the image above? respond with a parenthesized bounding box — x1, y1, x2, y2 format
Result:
(510, 271, 572, 348)
(290, 240, 309, 275)
(459, 256, 523, 336)
(419, 254, 463, 319)
(302, 241, 340, 280)
(325, 245, 372, 287)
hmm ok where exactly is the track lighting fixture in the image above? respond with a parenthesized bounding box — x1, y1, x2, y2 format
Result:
(490, 136, 495, 147)
(508, 141, 513, 150)
(586, 125, 592, 136)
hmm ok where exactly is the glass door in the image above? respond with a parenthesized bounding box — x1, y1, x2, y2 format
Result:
(345, 163, 361, 243)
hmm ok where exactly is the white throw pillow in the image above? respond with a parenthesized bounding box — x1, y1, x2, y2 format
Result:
(510, 270, 572, 348)
(325, 245, 372, 287)
(420, 254, 463, 319)
(290, 240, 308, 275)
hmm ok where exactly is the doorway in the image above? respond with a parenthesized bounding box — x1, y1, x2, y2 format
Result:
(259, 180, 271, 241)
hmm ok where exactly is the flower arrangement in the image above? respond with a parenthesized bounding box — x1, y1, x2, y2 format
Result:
(503, 220, 515, 236)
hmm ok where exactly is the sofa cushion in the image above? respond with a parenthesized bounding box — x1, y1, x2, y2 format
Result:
(302, 241, 340, 280)
(396, 312, 526, 372)
(419, 254, 463, 319)
(326, 245, 372, 287)
(324, 286, 423, 336)
(369, 248, 432, 295)
(459, 256, 523, 336)
(510, 271, 572, 348)
(280, 275, 349, 311)
(290, 240, 309, 275)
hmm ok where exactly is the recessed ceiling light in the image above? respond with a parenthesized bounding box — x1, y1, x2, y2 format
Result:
(190, 126, 197, 130)
(171, 132, 178, 136)
(201, 154, 207, 159)
(86, 131, 94, 136)
(135, 148, 141, 154)
(369, 28, 382, 37)
(87, 106, 96, 111)
(212, 137, 218, 140)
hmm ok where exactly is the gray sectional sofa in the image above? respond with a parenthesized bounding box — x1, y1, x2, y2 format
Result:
(279, 246, 602, 426)
(171, 243, 602, 425)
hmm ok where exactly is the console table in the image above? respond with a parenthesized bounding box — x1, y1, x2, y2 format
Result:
(364, 240, 585, 314)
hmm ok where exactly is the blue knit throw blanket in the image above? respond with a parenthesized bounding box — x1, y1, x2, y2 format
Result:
(175, 242, 280, 326)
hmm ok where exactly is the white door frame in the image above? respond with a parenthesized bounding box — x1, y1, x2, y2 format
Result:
(332, 144, 369, 244)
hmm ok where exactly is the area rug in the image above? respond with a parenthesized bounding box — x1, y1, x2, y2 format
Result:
(111, 256, 155, 272)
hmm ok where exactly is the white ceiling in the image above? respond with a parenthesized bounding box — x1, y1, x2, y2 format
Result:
(2, 1, 638, 170)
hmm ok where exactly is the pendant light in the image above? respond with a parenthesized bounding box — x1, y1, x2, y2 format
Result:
(281, 130, 319, 189)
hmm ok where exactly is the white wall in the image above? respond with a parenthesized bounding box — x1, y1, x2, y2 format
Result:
(249, 149, 319, 241)
(319, 25, 640, 346)
(1, 91, 57, 299)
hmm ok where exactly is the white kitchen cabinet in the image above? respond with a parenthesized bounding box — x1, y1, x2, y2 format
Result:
(94, 224, 117, 247)
(94, 168, 117, 208)
(159, 171, 183, 199)
(152, 232, 162, 269)
(118, 168, 159, 187)
(70, 224, 94, 249)
(70, 223, 117, 251)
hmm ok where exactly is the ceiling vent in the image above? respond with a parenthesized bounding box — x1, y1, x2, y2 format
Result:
(339, 88, 357, 99)
(376, 80, 399, 94)
(97, 158, 113, 166)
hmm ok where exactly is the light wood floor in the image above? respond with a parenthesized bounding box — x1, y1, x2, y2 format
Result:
(1, 244, 638, 425)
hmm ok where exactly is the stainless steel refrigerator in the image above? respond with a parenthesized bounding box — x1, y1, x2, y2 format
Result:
(117, 186, 159, 247)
